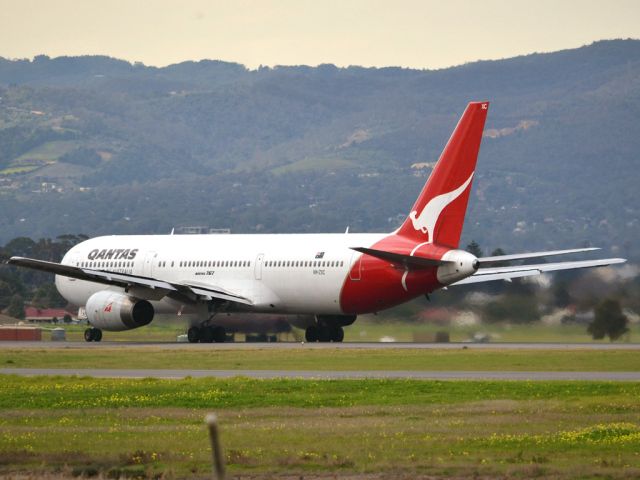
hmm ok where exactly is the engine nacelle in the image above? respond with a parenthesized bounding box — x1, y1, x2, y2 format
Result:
(85, 291, 154, 331)
(436, 249, 479, 286)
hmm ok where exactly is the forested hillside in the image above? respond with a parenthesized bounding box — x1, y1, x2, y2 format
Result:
(0, 40, 639, 259)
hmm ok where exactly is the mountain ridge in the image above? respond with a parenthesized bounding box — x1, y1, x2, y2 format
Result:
(0, 39, 638, 259)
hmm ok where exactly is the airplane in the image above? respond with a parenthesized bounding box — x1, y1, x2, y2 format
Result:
(8, 101, 626, 343)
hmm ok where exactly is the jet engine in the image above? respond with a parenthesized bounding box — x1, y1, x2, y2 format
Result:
(85, 291, 154, 331)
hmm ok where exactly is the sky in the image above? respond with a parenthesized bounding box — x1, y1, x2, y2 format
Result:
(1, 0, 639, 69)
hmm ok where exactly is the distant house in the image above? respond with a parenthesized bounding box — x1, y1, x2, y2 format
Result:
(24, 307, 76, 324)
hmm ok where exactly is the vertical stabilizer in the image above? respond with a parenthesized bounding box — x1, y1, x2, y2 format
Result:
(396, 101, 489, 248)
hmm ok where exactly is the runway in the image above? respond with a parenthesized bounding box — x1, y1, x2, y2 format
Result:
(3, 367, 640, 381)
(2, 341, 640, 350)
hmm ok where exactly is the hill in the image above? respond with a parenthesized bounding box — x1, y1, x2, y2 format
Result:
(0, 40, 639, 259)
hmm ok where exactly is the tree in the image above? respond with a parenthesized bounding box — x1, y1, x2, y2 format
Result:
(0, 280, 15, 310)
(552, 280, 572, 308)
(466, 240, 483, 258)
(32, 283, 66, 308)
(588, 298, 629, 341)
(6, 294, 25, 320)
(482, 294, 540, 324)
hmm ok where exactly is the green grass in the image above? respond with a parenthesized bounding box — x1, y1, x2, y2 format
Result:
(2, 376, 640, 478)
(2, 346, 640, 372)
(0, 165, 40, 175)
(37, 316, 640, 343)
(271, 156, 356, 174)
(13, 140, 76, 164)
(344, 319, 640, 343)
(5, 375, 640, 409)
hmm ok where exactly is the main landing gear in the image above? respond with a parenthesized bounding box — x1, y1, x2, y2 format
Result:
(305, 324, 344, 343)
(187, 325, 226, 343)
(84, 327, 102, 342)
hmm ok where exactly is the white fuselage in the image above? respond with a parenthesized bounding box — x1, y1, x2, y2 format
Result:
(55, 233, 385, 320)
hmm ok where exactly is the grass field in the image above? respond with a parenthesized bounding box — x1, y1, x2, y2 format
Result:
(2, 346, 640, 372)
(2, 376, 640, 478)
(33, 317, 640, 343)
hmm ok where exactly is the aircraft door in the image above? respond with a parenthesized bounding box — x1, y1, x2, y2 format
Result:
(349, 252, 362, 280)
(65, 252, 82, 282)
(143, 251, 157, 278)
(254, 253, 264, 280)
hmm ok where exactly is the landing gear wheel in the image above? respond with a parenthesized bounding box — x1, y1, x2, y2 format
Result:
(213, 326, 226, 343)
(200, 327, 214, 343)
(84, 328, 102, 342)
(330, 326, 344, 343)
(318, 326, 332, 343)
(187, 327, 201, 343)
(305, 325, 319, 342)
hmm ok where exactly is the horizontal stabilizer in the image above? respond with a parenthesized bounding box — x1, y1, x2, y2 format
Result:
(452, 258, 626, 286)
(351, 247, 450, 268)
(478, 247, 600, 264)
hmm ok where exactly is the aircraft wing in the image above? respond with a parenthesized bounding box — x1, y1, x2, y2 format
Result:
(476, 247, 600, 264)
(6, 256, 253, 306)
(451, 258, 626, 286)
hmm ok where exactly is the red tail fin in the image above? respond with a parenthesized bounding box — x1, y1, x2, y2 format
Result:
(396, 101, 489, 248)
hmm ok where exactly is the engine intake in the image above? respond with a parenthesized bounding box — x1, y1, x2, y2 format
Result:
(85, 291, 154, 331)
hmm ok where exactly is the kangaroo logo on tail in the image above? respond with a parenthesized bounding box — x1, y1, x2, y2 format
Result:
(409, 172, 474, 242)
